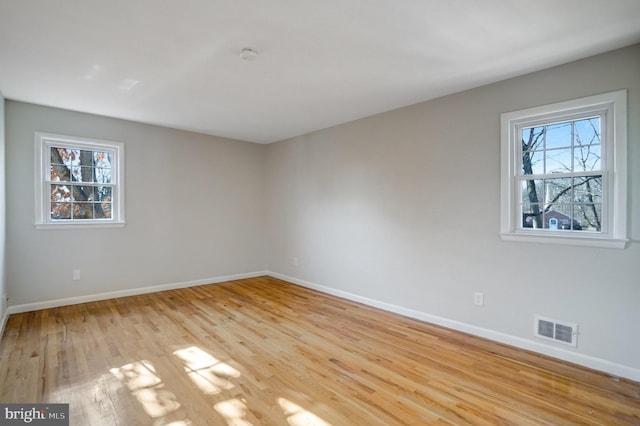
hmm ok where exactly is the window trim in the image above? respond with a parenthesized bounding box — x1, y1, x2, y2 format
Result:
(500, 90, 627, 249)
(34, 132, 125, 229)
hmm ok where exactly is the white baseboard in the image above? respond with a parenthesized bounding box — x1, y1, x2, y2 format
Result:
(267, 271, 640, 383)
(6, 271, 268, 315)
(0, 311, 7, 340)
(0, 294, 8, 341)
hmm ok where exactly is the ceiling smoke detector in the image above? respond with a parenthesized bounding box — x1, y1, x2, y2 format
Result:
(240, 48, 258, 61)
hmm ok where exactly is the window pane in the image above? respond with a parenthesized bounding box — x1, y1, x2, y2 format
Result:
(574, 176, 602, 203)
(522, 126, 545, 151)
(73, 203, 94, 219)
(545, 148, 572, 173)
(522, 203, 542, 229)
(574, 143, 601, 172)
(51, 202, 71, 219)
(50, 164, 70, 181)
(51, 147, 80, 166)
(545, 122, 572, 150)
(51, 185, 71, 202)
(71, 166, 81, 182)
(521, 179, 544, 205)
(94, 151, 112, 168)
(81, 166, 94, 182)
(50, 147, 64, 165)
(95, 167, 112, 183)
(49, 146, 63, 164)
(79, 150, 94, 165)
(522, 150, 543, 175)
(574, 118, 600, 147)
(574, 204, 602, 232)
(67, 148, 81, 165)
(72, 185, 95, 201)
(95, 186, 112, 202)
(522, 203, 543, 228)
(544, 204, 574, 230)
(95, 203, 112, 219)
(544, 178, 572, 204)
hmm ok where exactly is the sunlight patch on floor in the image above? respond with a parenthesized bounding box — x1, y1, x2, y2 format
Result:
(173, 346, 240, 395)
(278, 398, 332, 426)
(109, 348, 331, 425)
(110, 360, 180, 418)
(214, 398, 253, 426)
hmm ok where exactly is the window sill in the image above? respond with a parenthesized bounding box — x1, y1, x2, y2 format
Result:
(35, 222, 126, 230)
(500, 232, 628, 249)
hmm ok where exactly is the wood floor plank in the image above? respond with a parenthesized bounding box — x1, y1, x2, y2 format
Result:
(0, 276, 638, 425)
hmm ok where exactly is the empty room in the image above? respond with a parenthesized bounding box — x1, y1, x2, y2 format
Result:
(1, 1, 639, 425)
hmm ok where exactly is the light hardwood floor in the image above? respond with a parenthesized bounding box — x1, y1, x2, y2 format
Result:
(0, 276, 638, 425)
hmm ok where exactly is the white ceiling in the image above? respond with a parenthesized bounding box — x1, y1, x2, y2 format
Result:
(1, 1, 639, 144)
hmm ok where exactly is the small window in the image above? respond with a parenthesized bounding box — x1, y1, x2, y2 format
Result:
(500, 91, 627, 248)
(35, 132, 125, 229)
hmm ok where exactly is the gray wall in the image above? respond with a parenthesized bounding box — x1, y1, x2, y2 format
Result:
(265, 45, 640, 375)
(6, 102, 266, 305)
(0, 92, 6, 324)
(3, 44, 639, 380)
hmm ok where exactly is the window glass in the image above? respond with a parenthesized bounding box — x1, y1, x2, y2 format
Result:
(519, 117, 602, 233)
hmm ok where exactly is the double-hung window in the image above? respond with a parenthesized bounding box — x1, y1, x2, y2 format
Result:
(35, 132, 125, 228)
(500, 90, 627, 248)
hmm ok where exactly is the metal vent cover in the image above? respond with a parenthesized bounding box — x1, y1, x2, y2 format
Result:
(534, 316, 578, 347)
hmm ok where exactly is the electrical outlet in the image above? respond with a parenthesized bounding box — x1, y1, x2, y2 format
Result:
(292, 257, 299, 267)
(474, 292, 484, 306)
(72, 269, 81, 281)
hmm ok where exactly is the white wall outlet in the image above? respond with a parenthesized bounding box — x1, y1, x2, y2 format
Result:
(292, 257, 299, 267)
(474, 292, 484, 306)
(72, 269, 81, 281)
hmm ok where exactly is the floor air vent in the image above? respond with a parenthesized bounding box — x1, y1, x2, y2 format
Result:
(534, 316, 578, 347)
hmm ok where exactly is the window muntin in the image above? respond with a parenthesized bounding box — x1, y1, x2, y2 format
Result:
(35, 133, 125, 228)
(500, 90, 627, 249)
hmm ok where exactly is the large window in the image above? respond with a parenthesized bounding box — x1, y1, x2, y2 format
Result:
(35, 132, 125, 228)
(500, 90, 627, 248)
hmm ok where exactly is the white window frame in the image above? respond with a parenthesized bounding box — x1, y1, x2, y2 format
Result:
(500, 90, 627, 249)
(35, 132, 125, 229)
